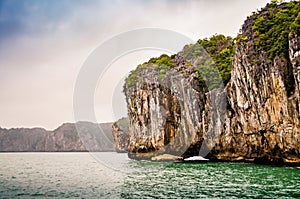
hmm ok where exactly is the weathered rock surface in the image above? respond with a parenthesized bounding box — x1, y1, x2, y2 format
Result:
(0, 122, 114, 152)
(112, 118, 130, 152)
(123, 3, 300, 165)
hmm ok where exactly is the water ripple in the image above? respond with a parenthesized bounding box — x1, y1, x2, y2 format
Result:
(120, 161, 300, 198)
(0, 153, 299, 198)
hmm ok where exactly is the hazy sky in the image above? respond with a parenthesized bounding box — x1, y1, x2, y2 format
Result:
(0, 0, 270, 130)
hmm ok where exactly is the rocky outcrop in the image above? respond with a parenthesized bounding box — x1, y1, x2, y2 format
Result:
(112, 118, 130, 152)
(123, 2, 300, 165)
(0, 122, 114, 152)
(213, 22, 300, 164)
(124, 52, 226, 160)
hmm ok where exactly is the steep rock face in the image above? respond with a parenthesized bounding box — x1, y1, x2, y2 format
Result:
(112, 118, 130, 152)
(0, 122, 114, 152)
(124, 53, 225, 159)
(123, 2, 300, 165)
(214, 33, 300, 164)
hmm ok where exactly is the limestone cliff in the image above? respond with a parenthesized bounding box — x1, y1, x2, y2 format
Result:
(123, 2, 300, 165)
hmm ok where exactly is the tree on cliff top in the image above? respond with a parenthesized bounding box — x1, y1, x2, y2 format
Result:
(253, 0, 300, 61)
(197, 35, 234, 86)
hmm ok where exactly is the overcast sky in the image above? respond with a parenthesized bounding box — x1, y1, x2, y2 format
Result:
(0, 0, 270, 130)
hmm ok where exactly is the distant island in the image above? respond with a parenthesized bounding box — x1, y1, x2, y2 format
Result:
(0, 121, 114, 152)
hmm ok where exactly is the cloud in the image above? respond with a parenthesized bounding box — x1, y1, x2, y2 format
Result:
(0, 0, 269, 129)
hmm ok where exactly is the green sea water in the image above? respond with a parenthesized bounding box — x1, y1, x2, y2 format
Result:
(0, 153, 299, 198)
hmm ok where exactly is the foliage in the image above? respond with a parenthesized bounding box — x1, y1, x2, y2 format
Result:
(148, 54, 175, 68)
(271, 0, 284, 4)
(236, 34, 249, 44)
(124, 54, 175, 91)
(253, 1, 300, 61)
(181, 40, 221, 90)
(195, 34, 235, 87)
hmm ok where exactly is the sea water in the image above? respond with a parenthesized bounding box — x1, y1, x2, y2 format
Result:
(0, 152, 299, 198)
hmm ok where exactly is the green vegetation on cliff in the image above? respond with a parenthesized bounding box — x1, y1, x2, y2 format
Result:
(253, 1, 300, 61)
(196, 35, 234, 86)
(124, 35, 234, 92)
(181, 34, 234, 90)
(124, 54, 175, 90)
(252, 1, 300, 96)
